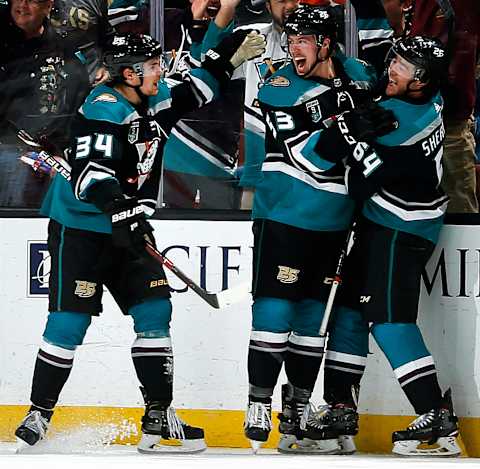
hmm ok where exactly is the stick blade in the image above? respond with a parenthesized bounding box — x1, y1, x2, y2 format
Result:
(215, 282, 251, 308)
(17, 129, 41, 148)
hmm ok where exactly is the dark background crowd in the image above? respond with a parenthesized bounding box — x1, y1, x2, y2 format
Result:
(0, 0, 478, 214)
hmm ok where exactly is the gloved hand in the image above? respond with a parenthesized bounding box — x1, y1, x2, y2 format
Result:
(202, 29, 266, 82)
(106, 197, 155, 257)
(229, 31, 266, 68)
(315, 101, 398, 163)
(336, 101, 398, 143)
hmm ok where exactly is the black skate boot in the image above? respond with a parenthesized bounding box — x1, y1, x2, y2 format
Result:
(292, 403, 358, 455)
(322, 403, 359, 454)
(138, 400, 206, 454)
(244, 398, 272, 453)
(15, 408, 52, 451)
(392, 389, 460, 457)
(277, 384, 340, 454)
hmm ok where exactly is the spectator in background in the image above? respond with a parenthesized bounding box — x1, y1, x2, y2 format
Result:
(235, 0, 299, 209)
(475, 62, 480, 161)
(0, 0, 89, 208)
(50, 0, 115, 85)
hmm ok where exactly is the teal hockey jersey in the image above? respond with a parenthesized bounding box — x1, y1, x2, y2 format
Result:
(254, 56, 376, 231)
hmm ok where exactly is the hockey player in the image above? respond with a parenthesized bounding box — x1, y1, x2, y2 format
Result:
(162, 0, 245, 209)
(316, 36, 461, 457)
(242, 5, 396, 453)
(14, 30, 266, 453)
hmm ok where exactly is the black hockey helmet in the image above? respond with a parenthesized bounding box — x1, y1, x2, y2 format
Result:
(104, 33, 163, 81)
(283, 5, 337, 47)
(389, 35, 447, 84)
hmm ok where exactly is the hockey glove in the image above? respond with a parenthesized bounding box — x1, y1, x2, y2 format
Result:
(339, 101, 398, 143)
(317, 102, 398, 163)
(202, 29, 266, 83)
(106, 197, 155, 258)
(229, 31, 266, 68)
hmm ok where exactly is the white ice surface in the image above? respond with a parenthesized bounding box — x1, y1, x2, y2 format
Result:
(1, 443, 480, 469)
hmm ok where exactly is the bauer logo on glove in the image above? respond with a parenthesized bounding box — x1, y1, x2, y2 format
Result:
(111, 205, 144, 223)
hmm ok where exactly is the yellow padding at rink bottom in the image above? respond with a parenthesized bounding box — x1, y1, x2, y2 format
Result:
(0, 406, 472, 456)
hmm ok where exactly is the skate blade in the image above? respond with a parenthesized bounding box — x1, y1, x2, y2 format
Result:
(338, 435, 357, 455)
(277, 434, 341, 454)
(15, 437, 33, 454)
(138, 434, 207, 454)
(392, 436, 461, 457)
(249, 439, 263, 454)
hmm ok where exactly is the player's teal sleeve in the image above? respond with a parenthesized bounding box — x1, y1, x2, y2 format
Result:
(197, 20, 234, 60)
(283, 129, 339, 172)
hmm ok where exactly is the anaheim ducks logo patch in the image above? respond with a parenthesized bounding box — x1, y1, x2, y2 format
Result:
(93, 93, 118, 104)
(268, 75, 290, 87)
(277, 266, 300, 284)
(74, 280, 97, 298)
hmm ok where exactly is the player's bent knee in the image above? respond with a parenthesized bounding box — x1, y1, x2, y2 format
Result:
(332, 307, 365, 332)
(327, 307, 369, 356)
(43, 311, 92, 349)
(292, 299, 326, 336)
(129, 298, 172, 337)
(371, 323, 430, 368)
(252, 297, 295, 332)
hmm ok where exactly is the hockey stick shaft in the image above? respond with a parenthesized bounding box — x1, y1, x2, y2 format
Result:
(145, 242, 220, 308)
(319, 218, 358, 337)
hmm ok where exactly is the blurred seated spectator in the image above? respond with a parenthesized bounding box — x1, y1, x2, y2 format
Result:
(50, 0, 115, 85)
(475, 61, 480, 160)
(0, 0, 89, 208)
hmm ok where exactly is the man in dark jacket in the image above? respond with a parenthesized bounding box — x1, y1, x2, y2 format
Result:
(0, 0, 89, 208)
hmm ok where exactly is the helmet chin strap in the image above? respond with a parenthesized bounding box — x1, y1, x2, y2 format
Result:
(122, 72, 149, 102)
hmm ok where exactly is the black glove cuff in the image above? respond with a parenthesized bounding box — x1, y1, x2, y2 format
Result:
(202, 52, 234, 86)
(189, 20, 209, 43)
(86, 179, 125, 212)
(105, 196, 142, 222)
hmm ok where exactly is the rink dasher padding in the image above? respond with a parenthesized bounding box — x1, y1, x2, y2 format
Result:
(1, 219, 480, 456)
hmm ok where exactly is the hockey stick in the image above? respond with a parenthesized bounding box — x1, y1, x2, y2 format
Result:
(144, 242, 250, 309)
(16, 129, 72, 180)
(16, 128, 250, 309)
(319, 218, 358, 337)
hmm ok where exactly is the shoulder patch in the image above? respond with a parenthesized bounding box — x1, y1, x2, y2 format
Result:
(92, 93, 118, 104)
(268, 75, 290, 87)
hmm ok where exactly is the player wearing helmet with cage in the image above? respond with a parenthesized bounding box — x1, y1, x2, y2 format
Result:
(14, 30, 266, 453)
(242, 4, 398, 454)
(312, 36, 460, 457)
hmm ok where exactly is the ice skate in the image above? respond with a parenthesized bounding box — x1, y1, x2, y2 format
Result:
(285, 403, 358, 455)
(277, 385, 340, 454)
(137, 404, 206, 454)
(392, 389, 461, 457)
(244, 400, 272, 453)
(15, 410, 50, 452)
